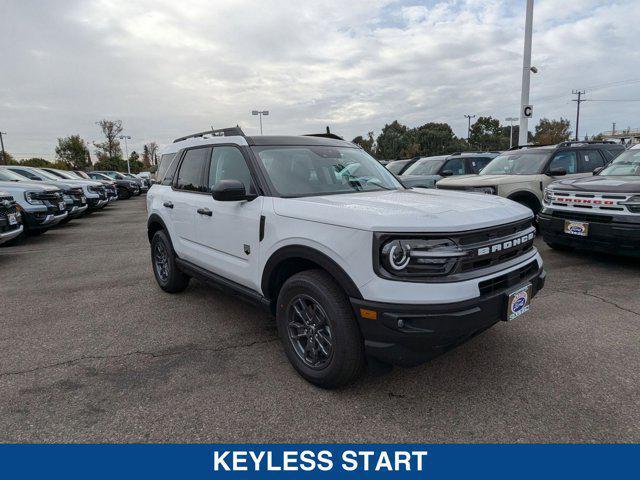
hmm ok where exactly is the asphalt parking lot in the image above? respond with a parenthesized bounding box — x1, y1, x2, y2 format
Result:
(1, 196, 639, 443)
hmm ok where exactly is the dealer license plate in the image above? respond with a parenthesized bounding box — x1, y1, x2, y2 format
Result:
(564, 220, 589, 237)
(8, 213, 17, 225)
(506, 284, 532, 321)
(58, 202, 66, 211)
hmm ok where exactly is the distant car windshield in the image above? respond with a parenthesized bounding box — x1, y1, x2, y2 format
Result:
(403, 158, 446, 176)
(599, 149, 640, 176)
(35, 169, 66, 181)
(0, 169, 26, 181)
(253, 146, 403, 197)
(50, 169, 77, 179)
(386, 160, 410, 175)
(481, 151, 550, 175)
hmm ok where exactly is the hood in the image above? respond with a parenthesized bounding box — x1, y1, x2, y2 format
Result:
(272, 189, 532, 232)
(399, 174, 441, 188)
(54, 179, 103, 188)
(549, 175, 640, 193)
(438, 174, 542, 187)
(0, 180, 58, 192)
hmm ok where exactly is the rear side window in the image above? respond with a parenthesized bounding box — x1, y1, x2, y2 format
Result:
(175, 148, 210, 192)
(602, 148, 623, 162)
(11, 168, 41, 180)
(442, 157, 466, 175)
(579, 150, 605, 173)
(157, 153, 176, 182)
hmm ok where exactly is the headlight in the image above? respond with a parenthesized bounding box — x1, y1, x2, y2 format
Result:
(87, 185, 99, 193)
(24, 191, 44, 205)
(543, 188, 554, 205)
(621, 195, 640, 213)
(471, 186, 496, 195)
(379, 238, 466, 277)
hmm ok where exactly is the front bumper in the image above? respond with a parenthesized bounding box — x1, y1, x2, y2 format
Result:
(538, 211, 640, 255)
(351, 260, 546, 366)
(87, 197, 109, 210)
(0, 224, 23, 244)
(68, 204, 89, 218)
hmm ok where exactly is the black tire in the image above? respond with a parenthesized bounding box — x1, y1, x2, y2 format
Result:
(276, 269, 365, 389)
(118, 188, 132, 200)
(151, 230, 190, 293)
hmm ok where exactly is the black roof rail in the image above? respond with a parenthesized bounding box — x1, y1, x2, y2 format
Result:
(557, 140, 617, 147)
(173, 126, 245, 143)
(508, 143, 555, 150)
(303, 126, 344, 141)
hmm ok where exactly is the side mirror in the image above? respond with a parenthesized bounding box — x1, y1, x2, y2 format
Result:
(212, 179, 256, 202)
(593, 166, 604, 176)
(440, 170, 454, 177)
(547, 168, 567, 177)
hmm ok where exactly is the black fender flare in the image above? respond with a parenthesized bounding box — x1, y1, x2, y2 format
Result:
(507, 190, 542, 213)
(261, 245, 363, 301)
(147, 213, 169, 243)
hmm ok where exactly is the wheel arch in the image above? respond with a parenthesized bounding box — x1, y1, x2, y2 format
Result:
(147, 213, 169, 243)
(262, 245, 363, 314)
(507, 190, 542, 214)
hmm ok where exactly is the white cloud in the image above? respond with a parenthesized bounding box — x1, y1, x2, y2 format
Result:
(1, 0, 639, 159)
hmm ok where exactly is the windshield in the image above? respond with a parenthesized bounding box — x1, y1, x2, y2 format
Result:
(48, 169, 76, 179)
(481, 151, 550, 175)
(403, 157, 446, 176)
(600, 149, 640, 176)
(386, 160, 409, 175)
(253, 146, 403, 197)
(33, 169, 65, 181)
(0, 169, 26, 181)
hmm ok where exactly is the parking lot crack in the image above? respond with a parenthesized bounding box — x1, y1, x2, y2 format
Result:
(581, 291, 640, 317)
(0, 337, 278, 378)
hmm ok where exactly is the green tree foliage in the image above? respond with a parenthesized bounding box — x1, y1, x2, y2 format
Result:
(20, 157, 50, 167)
(408, 122, 464, 156)
(533, 118, 572, 145)
(0, 151, 18, 165)
(375, 121, 410, 159)
(94, 119, 123, 162)
(55, 135, 90, 169)
(93, 157, 128, 172)
(469, 116, 509, 150)
(352, 132, 376, 156)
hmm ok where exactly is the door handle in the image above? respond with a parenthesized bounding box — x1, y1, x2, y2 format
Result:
(197, 208, 213, 216)
(163, 201, 174, 209)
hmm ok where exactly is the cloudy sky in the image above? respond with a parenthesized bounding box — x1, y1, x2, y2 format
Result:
(2, 0, 639, 160)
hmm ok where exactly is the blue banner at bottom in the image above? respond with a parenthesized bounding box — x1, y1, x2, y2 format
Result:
(0, 444, 637, 479)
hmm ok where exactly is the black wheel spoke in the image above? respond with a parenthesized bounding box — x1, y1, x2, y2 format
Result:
(287, 294, 333, 369)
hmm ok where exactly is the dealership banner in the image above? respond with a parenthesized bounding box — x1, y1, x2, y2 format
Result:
(0, 444, 637, 479)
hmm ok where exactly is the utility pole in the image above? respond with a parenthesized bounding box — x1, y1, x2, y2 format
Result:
(572, 90, 585, 141)
(519, 0, 534, 146)
(612, 122, 616, 136)
(505, 117, 518, 148)
(0, 131, 6, 165)
(119, 135, 132, 173)
(464, 114, 476, 144)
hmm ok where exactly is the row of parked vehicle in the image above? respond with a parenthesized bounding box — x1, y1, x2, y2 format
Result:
(385, 140, 639, 256)
(0, 166, 150, 245)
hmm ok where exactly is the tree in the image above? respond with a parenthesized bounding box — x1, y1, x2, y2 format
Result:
(375, 121, 410, 159)
(94, 119, 123, 162)
(533, 118, 571, 145)
(55, 135, 90, 169)
(141, 142, 159, 166)
(94, 157, 128, 172)
(469, 116, 509, 150)
(20, 158, 49, 167)
(409, 122, 461, 156)
(352, 132, 376, 157)
(0, 152, 18, 165)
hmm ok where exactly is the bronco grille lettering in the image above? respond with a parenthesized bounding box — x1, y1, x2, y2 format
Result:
(477, 232, 534, 256)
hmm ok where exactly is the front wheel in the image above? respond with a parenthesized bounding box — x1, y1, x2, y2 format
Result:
(118, 188, 132, 200)
(276, 269, 365, 389)
(151, 230, 190, 293)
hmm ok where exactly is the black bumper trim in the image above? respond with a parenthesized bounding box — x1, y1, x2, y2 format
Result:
(350, 264, 545, 366)
(538, 212, 640, 255)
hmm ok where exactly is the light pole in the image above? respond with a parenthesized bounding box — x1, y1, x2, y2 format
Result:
(505, 117, 518, 148)
(252, 110, 269, 135)
(119, 135, 131, 173)
(0, 131, 6, 165)
(464, 114, 476, 144)
(518, 0, 534, 146)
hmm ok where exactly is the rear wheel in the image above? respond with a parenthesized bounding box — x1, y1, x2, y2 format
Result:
(276, 269, 365, 389)
(151, 230, 190, 293)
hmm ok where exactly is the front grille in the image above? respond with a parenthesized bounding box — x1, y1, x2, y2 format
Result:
(34, 191, 63, 202)
(478, 260, 539, 296)
(0, 198, 20, 232)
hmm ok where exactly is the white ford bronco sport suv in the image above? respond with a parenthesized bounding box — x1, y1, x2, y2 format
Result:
(147, 128, 546, 388)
